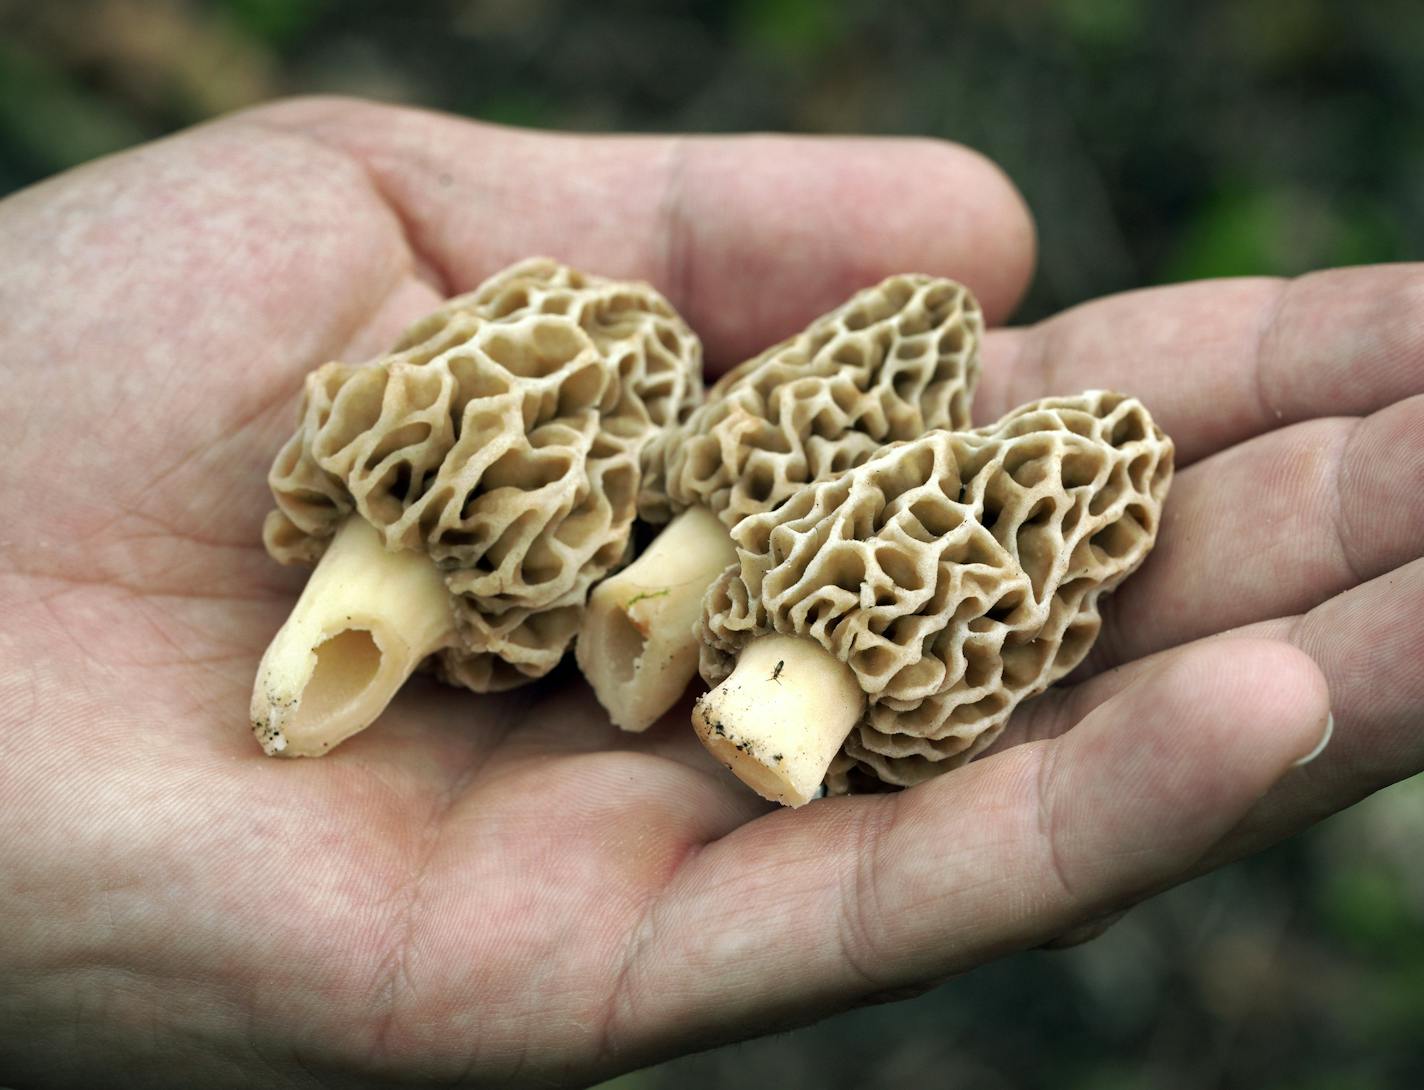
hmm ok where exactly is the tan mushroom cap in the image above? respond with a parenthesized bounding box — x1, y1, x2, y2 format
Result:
(263, 258, 702, 690)
(638, 272, 984, 527)
(699, 390, 1174, 793)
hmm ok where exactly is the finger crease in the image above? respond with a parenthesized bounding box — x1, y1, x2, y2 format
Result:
(1330, 418, 1371, 586)
(1033, 744, 1080, 906)
(1250, 277, 1294, 431)
(835, 799, 900, 997)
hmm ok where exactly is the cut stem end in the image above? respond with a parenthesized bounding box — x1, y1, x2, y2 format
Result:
(692, 634, 865, 807)
(577, 505, 736, 731)
(251, 516, 455, 757)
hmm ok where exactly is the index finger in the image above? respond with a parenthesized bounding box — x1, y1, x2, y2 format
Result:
(246, 96, 1037, 369)
(978, 266, 1424, 464)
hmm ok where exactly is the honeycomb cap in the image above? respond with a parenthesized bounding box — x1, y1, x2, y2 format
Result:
(639, 273, 983, 527)
(263, 258, 703, 690)
(700, 390, 1174, 791)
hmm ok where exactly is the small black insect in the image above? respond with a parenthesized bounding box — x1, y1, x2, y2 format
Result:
(770, 660, 785, 684)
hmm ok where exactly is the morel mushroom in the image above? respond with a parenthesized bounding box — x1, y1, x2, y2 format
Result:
(578, 273, 984, 731)
(252, 259, 701, 756)
(694, 390, 1174, 806)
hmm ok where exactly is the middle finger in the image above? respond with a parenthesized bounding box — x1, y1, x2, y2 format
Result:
(1079, 392, 1424, 676)
(977, 265, 1424, 466)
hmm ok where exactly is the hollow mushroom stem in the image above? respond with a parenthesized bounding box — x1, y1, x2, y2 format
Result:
(251, 516, 455, 757)
(577, 505, 737, 731)
(692, 634, 866, 807)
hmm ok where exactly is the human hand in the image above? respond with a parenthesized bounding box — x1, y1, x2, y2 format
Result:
(973, 257, 1423, 883)
(0, 97, 1415, 1089)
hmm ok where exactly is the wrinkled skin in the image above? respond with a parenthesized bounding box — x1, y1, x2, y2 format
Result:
(1, 98, 1420, 1089)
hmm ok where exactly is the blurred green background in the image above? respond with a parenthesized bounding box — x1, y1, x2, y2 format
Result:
(3, 1, 1421, 1087)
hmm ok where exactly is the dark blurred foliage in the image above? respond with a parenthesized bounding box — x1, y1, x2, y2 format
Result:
(5, 0, 1424, 319)
(2, 2, 1422, 1087)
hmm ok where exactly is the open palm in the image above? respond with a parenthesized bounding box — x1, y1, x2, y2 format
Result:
(2, 98, 1419, 1089)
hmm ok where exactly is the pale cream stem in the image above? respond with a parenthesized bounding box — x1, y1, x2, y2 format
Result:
(692, 634, 865, 807)
(251, 516, 455, 757)
(577, 505, 737, 732)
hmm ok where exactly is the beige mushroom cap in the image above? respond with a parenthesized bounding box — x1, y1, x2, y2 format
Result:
(638, 272, 983, 527)
(699, 390, 1174, 793)
(263, 258, 702, 690)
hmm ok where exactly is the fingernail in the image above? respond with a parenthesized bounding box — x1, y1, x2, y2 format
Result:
(1293, 712, 1334, 767)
